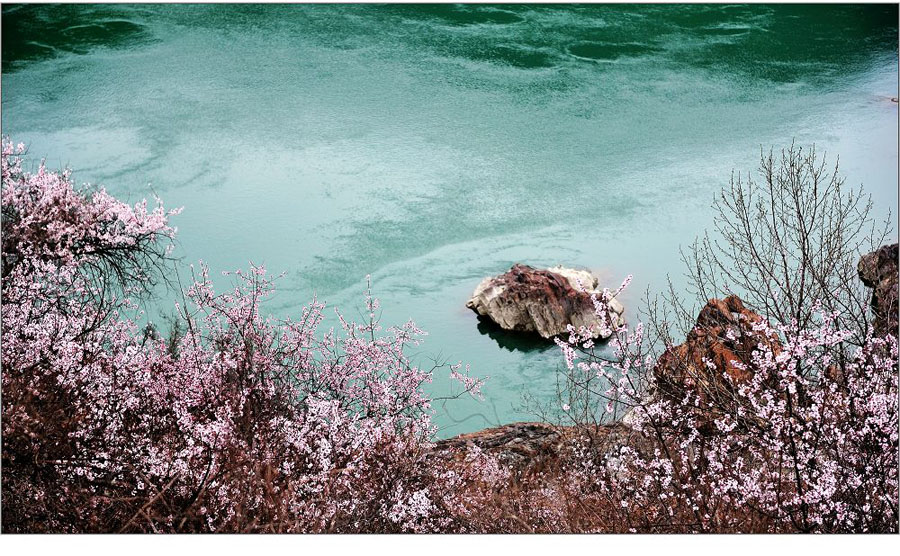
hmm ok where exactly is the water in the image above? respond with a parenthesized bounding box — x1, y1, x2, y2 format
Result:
(2, 4, 897, 437)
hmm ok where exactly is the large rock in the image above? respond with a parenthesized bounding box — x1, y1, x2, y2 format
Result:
(466, 264, 625, 340)
(858, 243, 898, 337)
(435, 422, 563, 468)
(434, 421, 638, 472)
(652, 295, 781, 433)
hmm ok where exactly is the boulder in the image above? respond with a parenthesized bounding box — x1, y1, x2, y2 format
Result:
(435, 422, 563, 468)
(466, 264, 625, 340)
(434, 421, 639, 472)
(652, 295, 781, 432)
(858, 243, 898, 337)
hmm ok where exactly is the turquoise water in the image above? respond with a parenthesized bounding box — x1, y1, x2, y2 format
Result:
(2, 4, 898, 437)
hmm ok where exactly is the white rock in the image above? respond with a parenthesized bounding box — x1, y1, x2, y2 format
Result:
(466, 264, 625, 340)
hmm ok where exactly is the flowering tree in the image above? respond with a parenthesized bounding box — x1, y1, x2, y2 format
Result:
(552, 145, 898, 533)
(680, 144, 893, 344)
(556, 295, 897, 532)
(3, 138, 895, 533)
(1, 140, 493, 533)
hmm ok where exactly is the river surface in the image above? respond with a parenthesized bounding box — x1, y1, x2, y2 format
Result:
(2, 4, 898, 437)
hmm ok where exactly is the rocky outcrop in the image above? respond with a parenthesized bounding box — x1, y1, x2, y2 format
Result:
(435, 422, 563, 468)
(466, 264, 625, 340)
(434, 421, 638, 472)
(440, 297, 782, 466)
(858, 243, 898, 337)
(652, 295, 781, 432)
(444, 248, 900, 470)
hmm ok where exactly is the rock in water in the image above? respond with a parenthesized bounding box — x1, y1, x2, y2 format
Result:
(465, 264, 625, 340)
(858, 243, 899, 337)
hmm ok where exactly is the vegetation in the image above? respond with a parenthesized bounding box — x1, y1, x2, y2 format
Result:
(1, 140, 896, 532)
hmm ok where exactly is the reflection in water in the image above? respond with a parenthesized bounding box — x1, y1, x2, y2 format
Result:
(476, 315, 557, 354)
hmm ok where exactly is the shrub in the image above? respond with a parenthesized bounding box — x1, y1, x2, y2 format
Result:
(553, 145, 898, 533)
(3, 138, 895, 533)
(0, 140, 491, 533)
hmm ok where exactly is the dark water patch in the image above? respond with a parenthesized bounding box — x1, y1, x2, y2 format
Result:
(59, 21, 147, 53)
(465, 44, 557, 69)
(695, 26, 752, 37)
(662, 4, 764, 30)
(476, 316, 555, 354)
(2, 4, 152, 72)
(679, 4, 898, 85)
(4, 40, 56, 65)
(568, 41, 661, 62)
(388, 4, 526, 27)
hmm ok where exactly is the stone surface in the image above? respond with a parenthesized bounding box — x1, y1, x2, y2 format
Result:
(858, 243, 898, 337)
(434, 421, 639, 472)
(465, 264, 625, 340)
(435, 422, 563, 468)
(652, 295, 781, 432)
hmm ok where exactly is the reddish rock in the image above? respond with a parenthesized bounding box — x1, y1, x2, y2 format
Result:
(653, 295, 781, 431)
(858, 243, 898, 337)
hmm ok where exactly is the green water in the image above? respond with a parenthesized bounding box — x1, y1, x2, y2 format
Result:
(2, 3, 898, 437)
